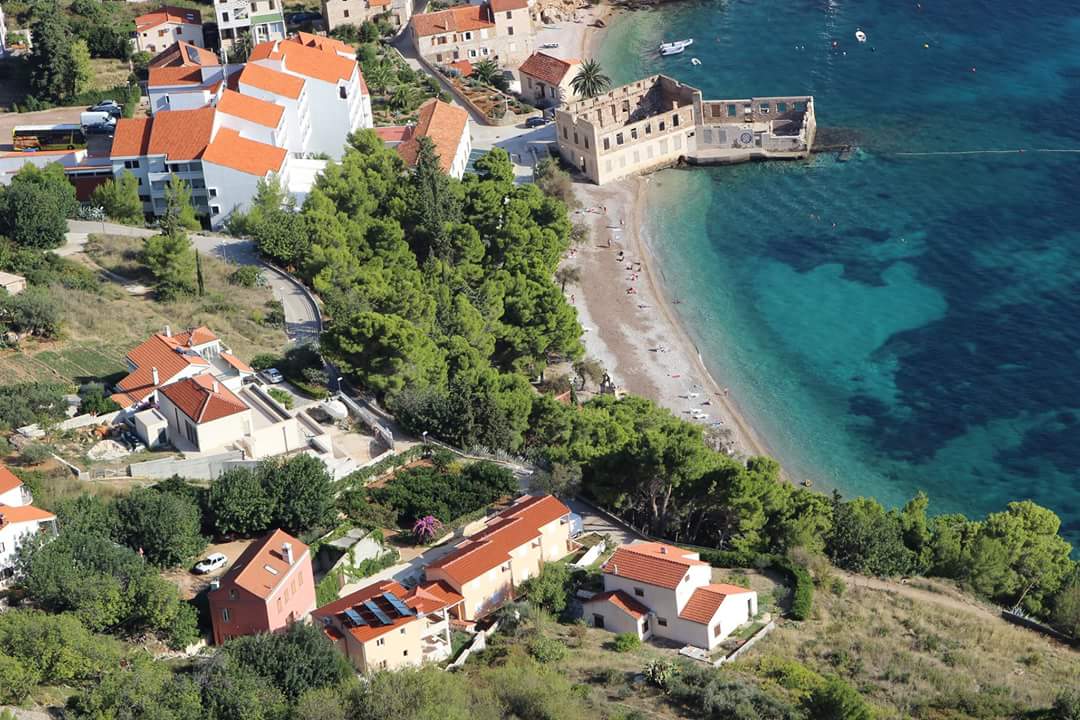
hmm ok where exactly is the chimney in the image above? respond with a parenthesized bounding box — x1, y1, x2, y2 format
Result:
(163, 325, 171, 337)
(282, 542, 294, 565)
(212, 380, 219, 394)
(151, 367, 159, 385)
(659, 546, 667, 555)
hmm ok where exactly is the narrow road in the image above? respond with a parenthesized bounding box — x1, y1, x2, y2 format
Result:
(63, 219, 321, 345)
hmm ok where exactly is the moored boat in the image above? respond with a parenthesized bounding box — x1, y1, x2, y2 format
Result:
(659, 38, 694, 56)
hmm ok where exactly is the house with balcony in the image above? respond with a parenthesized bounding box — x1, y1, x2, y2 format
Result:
(208, 529, 316, 644)
(0, 465, 57, 585)
(314, 578, 464, 672)
(147, 41, 228, 114)
(410, 0, 533, 68)
(132, 6, 204, 54)
(215, 0, 286, 55)
(322, 0, 412, 32)
(518, 51, 579, 109)
(422, 494, 576, 621)
(583, 542, 757, 651)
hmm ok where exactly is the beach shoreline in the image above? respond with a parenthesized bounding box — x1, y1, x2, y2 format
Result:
(566, 175, 777, 462)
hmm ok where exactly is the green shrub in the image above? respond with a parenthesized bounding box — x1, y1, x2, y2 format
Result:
(268, 387, 293, 409)
(20, 442, 53, 465)
(803, 675, 873, 720)
(228, 265, 261, 287)
(643, 658, 679, 692)
(527, 636, 566, 664)
(1054, 689, 1080, 720)
(612, 632, 640, 653)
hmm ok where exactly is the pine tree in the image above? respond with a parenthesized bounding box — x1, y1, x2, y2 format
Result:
(195, 251, 205, 297)
(409, 136, 460, 260)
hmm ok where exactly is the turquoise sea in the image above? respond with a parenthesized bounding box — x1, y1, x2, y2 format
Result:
(596, 0, 1080, 545)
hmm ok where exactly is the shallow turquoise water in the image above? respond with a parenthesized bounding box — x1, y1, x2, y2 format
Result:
(597, 0, 1080, 545)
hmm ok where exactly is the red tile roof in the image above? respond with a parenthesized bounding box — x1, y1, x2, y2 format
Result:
(519, 52, 580, 87)
(425, 495, 570, 586)
(586, 589, 649, 620)
(220, 352, 254, 374)
(602, 542, 707, 591)
(213, 529, 309, 600)
(147, 106, 215, 159)
(203, 128, 287, 177)
(374, 125, 413, 145)
(216, 89, 284, 128)
(238, 63, 305, 100)
(250, 38, 357, 85)
(397, 99, 469, 174)
(135, 5, 202, 32)
(110, 118, 153, 157)
(0, 503, 55, 528)
(490, 0, 529, 11)
(448, 59, 473, 77)
(294, 31, 355, 57)
(148, 65, 205, 87)
(411, 5, 494, 37)
(314, 579, 463, 643)
(0, 465, 23, 495)
(149, 41, 220, 69)
(110, 327, 217, 407)
(159, 373, 248, 424)
(678, 583, 753, 624)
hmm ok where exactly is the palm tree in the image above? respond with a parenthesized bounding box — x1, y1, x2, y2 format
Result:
(471, 59, 499, 86)
(390, 85, 414, 111)
(366, 61, 393, 96)
(570, 59, 611, 99)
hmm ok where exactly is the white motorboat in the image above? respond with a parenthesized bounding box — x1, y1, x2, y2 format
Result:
(659, 38, 693, 56)
(855, 28, 867, 43)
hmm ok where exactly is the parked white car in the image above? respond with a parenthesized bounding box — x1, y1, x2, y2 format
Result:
(194, 552, 228, 574)
(260, 368, 284, 384)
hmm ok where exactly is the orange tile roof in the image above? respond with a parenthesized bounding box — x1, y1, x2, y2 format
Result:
(586, 590, 649, 620)
(213, 529, 309, 600)
(217, 89, 284, 128)
(397, 99, 469, 174)
(110, 327, 216, 407)
(425, 495, 570, 586)
(251, 38, 357, 85)
(149, 40, 221, 69)
(678, 583, 753, 624)
(238, 63, 305, 100)
(159, 373, 248, 424)
(411, 5, 494, 37)
(313, 579, 463, 643)
(519, 52, 580, 87)
(220, 352, 254, 374)
(203, 128, 287, 176)
(148, 65, 205, 87)
(0, 465, 23, 495)
(602, 542, 707, 591)
(294, 31, 355, 57)
(148, 106, 215, 159)
(0, 503, 55, 528)
(111, 118, 153, 157)
(490, 0, 528, 10)
(135, 5, 202, 32)
(448, 59, 473, 77)
(374, 125, 413, 144)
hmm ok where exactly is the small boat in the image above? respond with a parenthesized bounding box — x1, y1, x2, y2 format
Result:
(659, 38, 694, 56)
(690, 57, 702, 65)
(855, 28, 867, 43)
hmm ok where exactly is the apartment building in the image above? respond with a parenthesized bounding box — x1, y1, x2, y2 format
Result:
(410, 0, 532, 67)
(423, 495, 576, 621)
(132, 6, 204, 54)
(518, 51, 579, 108)
(208, 530, 316, 644)
(393, 99, 471, 179)
(555, 74, 816, 185)
(314, 579, 464, 672)
(0, 465, 57, 585)
(583, 542, 757, 651)
(215, 0, 287, 53)
(322, 0, 413, 32)
(147, 41, 227, 114)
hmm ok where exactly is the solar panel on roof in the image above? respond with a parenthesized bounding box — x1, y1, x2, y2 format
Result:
(382, 592, 414, 617)
(363, 599, 393, 626)
(343, 608, 366, 627)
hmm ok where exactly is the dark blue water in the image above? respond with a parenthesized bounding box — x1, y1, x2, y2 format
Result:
(597, 0, 1080, 546)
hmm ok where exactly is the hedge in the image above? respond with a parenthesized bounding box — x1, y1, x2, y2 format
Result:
(697, 549, 814, 621)
(17, 84, 141, 118)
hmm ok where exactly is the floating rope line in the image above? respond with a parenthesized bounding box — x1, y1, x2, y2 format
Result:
(893, 149, 1080, 157)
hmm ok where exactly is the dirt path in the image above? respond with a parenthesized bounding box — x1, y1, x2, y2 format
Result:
(836, 570, 1003, 623)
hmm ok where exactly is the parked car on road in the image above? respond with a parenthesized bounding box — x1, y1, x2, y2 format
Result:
(286, 11, 321, 26)
(260, 368, 284, 384)
(194, 553, 228, 574)
(525, 116, 549, 128)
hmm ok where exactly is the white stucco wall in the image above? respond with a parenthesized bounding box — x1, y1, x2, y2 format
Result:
(201, 160, 266, 229)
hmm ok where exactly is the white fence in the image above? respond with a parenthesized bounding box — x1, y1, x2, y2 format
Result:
(447, 620, 501, 670)
(573, 540, 607, 568)
(128, 450, 245, 479)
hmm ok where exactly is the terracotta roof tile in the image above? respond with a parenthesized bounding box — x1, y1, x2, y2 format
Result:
(250, 38, 357, 85)
(149, 41, 220, 69)
(135, 5, 202, 32)
(212, 529, 309, 600)
(220, 352, 254, 374)
(425, 495, 570, 586)
(111, 118, 153, 157)
(0, 503, 55, 528)
(585, 589, 649, 619)
(148, 66, 205, 87)
(110, 327, 215, 407)
(411, 5, 494, 37)
(119, 107, 215, 160)
(217, 89, 284, 128)
(313, 579, 463, 643)
(448, 59, 473, 77)
(519, 52, 579, 87)
(602, 542, 707, 590)
(238, 63, 305, 100)
(397, 99, 469, 174)
(374, 125, 413, 144)
(159, 373, 248, 424)
(0, 465, 23, 495)
(490, 0, 529, 11)
(203, 128, 287, 176)
(294, 31, 355, 57)
(678, 583, 753, 624)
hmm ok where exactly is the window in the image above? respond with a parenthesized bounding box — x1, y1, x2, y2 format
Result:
(562, 126, 568, 139)
(463, 31, 473, 40)
(376, 638, 385, 646)
(403, 650, 409, 656)
(584, 137, 589, 149)
(251, 3, 257, 10)
(184, 420, 197, 446)
(713, 623, 722, 637)
(657, 617, 667, 627)
(124, 159, 140, 169)
(400, 628, 407, 634)
(681, 574, 689, 583)
(211, 205, 220, 215)
(603, 137, 610, 151)
(222, 608, 231, 622)
(526, 77, 532, 87)
(572, 132, 578, 145)
(659, 120, 665, 131)
(615, 132, 623, 145)
(276, 597, 283, 612)
(644, 123, 651, 135)
(505, 10, 512, 17)
(672, 114, 679, 127)
(209, 188, 218, 198)
(633, 587, 644, 597)
(379, 660, 388, 669)
(468, 49, 478, 58)
(0, 542, 5, 553)
(339, 85, 347, 99)
(344, 8, 349, 16)
(508, 26, 514, 35)
(630, 128, 638, 140)
(229, 589, 238, 599)
(777, 102, 788, 113)
(759, 102, 770, 113)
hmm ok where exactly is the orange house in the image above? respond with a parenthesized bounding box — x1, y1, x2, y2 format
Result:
(208, 529, 316, 644)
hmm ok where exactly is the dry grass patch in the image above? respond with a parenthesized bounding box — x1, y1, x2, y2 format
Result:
(88, 58, 130, 91)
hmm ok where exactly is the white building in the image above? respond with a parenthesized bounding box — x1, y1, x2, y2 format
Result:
(0, 465, 57, 585)
(394, 99, 471, 179)
(147, 41, 228, 114)
(216, 0, 287, 54)
(132, 6, 204, 54)
(0, 3, 7, 57)
(583, 542, 758, 651)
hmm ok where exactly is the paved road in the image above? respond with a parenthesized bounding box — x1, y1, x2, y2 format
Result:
(471, 121, 556, 183)
(64, 219, 321, 345)
(0, 106, 86, 150)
